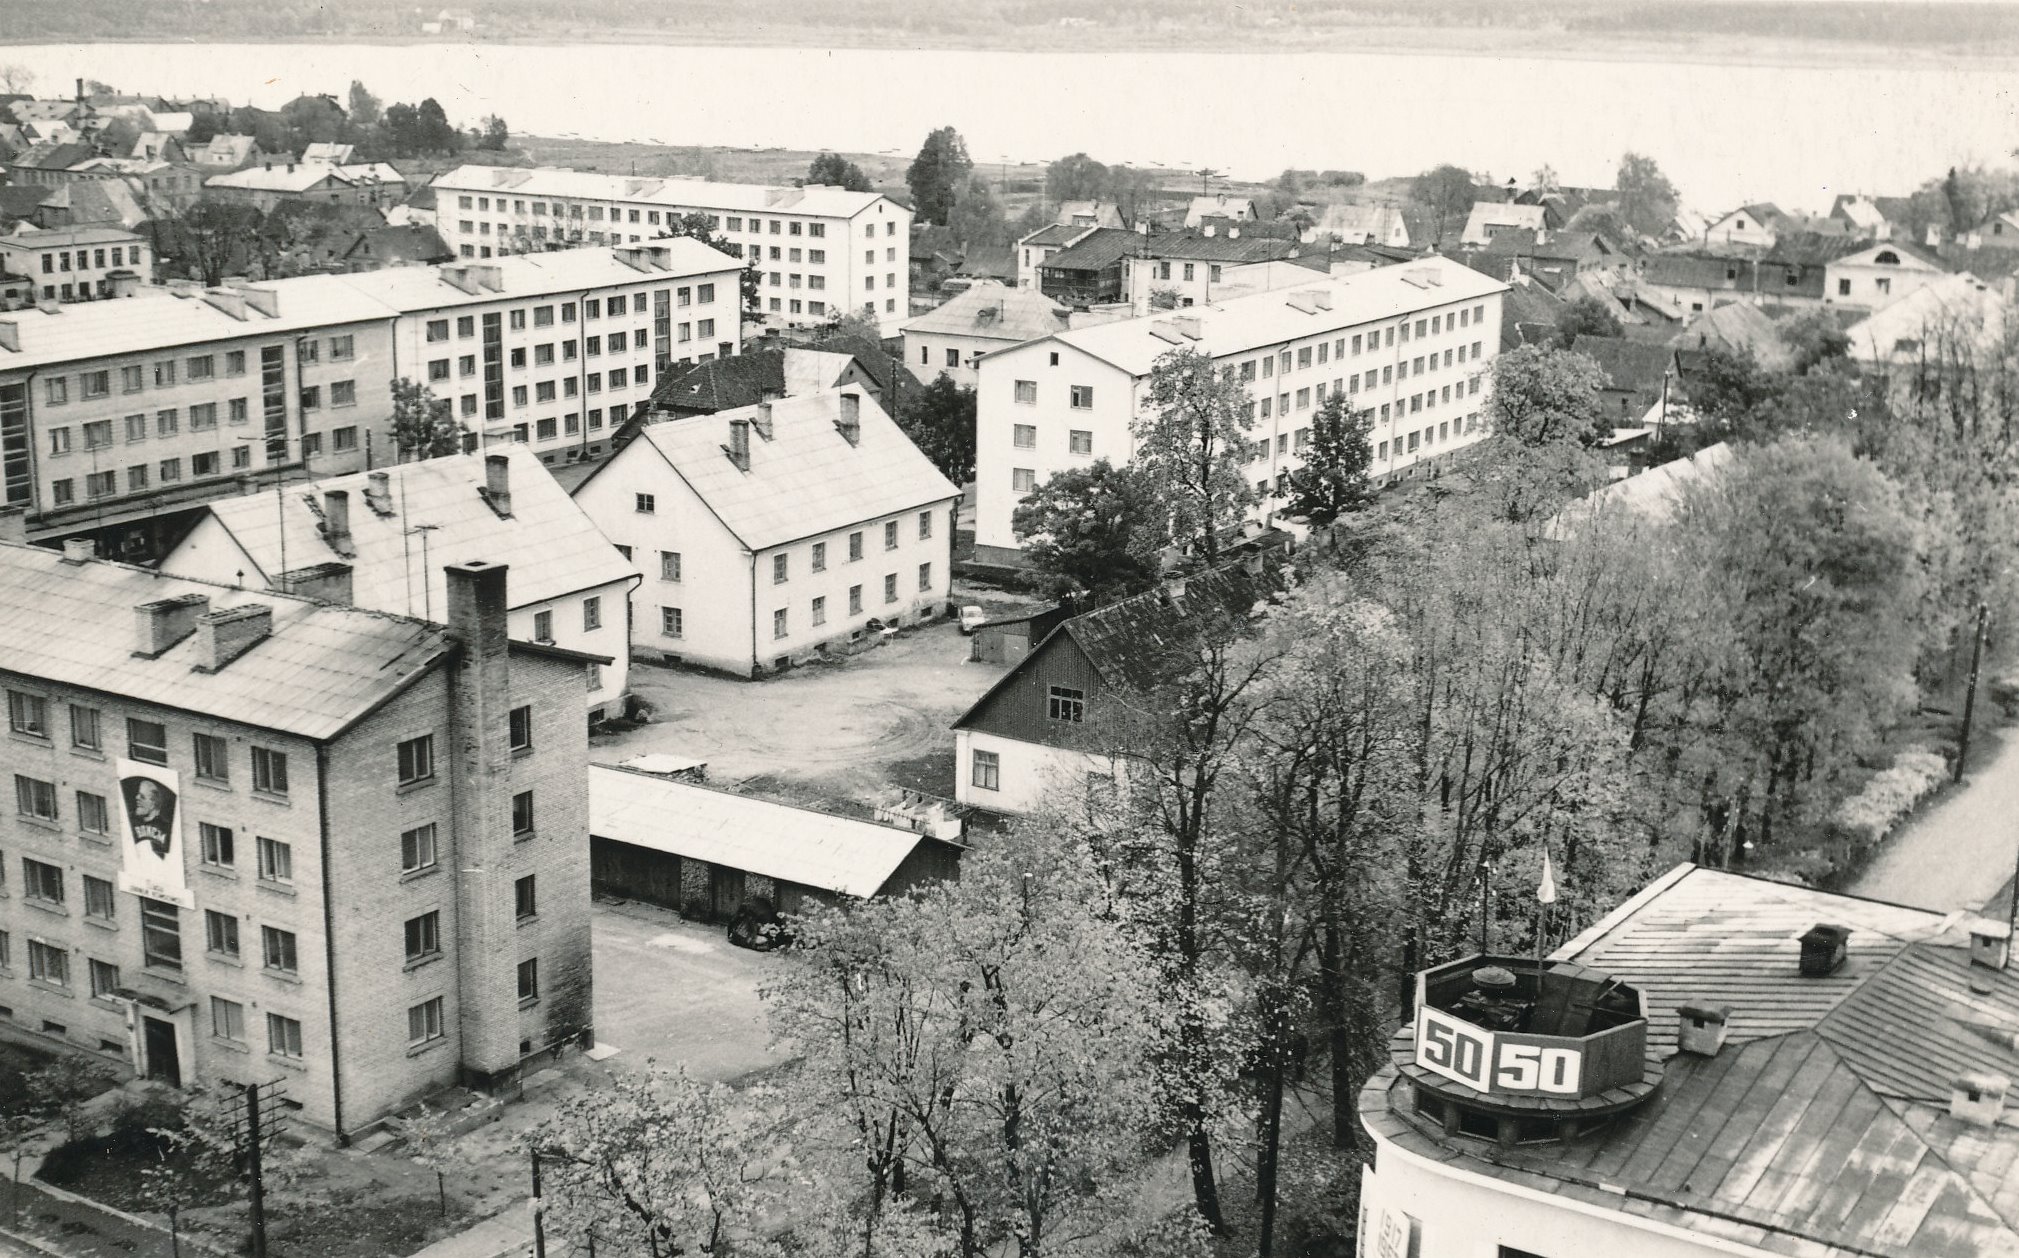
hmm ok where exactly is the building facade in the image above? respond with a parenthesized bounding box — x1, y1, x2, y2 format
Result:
(0, 227, 151, 304)
(972, 256, 1506, 563)
(0, 544, 595, 1136)
(899, 281, 1069, 389)
(426, 165, 913, 334)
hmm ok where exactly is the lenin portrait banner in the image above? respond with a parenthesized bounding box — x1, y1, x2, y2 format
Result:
(116, 757, 192, 907)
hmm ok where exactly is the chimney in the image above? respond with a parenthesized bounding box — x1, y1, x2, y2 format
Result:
(750, 401, 773, 441)
(282, 562, 352, 605)
(725, 418, 751, 471)
(1951, 1072, 2010, 1127)
(321, 489, 353, 554)
(482, 453, 512, 518)
(1313, 290, 1333, 310)
(193, 603, 273, 672)
(227, 282, 278, 318)
(61, 537, 95, 564)
(133, 592, 210, 656)
(835, 392, 861, 446)
(1798, 923, 1850, 976)
(363, 470, 393, 515)
(203, 289, 247, 320)
(1676, 1004, 1730, 1057)
(1972, 917, 2012, 972)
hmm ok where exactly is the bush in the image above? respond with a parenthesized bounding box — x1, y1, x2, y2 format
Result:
(1830, 746, 1947, 849)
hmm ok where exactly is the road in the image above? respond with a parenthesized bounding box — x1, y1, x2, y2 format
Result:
(1851, 727, 2019, 913)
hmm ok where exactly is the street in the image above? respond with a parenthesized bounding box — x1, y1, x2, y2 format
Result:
(1851, 727, 2019, 912)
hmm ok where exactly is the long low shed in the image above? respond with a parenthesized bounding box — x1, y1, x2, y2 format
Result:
(588, 764, 962, 920)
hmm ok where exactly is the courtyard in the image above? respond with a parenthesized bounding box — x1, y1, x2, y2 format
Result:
(588, 898, 783, 1083)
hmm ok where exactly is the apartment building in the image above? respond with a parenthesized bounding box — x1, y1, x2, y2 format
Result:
(0, 542, 595, 1135)
(0, 227, 152, 304)
(572, 390, 959, 677)
(427, 164, 912, 333)
(972, 255, 1507, 563)
(899, 281, 1069, 389)
(0, 241, 743, 560)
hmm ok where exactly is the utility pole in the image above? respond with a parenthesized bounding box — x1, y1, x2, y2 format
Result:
(1194, 166, 1220, 198)
(243, 1081, 270, 1258)
(1957, 601, 1990, 783)
(530, 1149, 547, 1258)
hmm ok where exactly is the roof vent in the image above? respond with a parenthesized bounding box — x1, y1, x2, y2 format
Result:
(1971, 918, 2012, 972)
(751, 400, 773, 442)
(193, 603, 273, 673)
(481, 453, 512, 519)
(1171, 314, 1202, 340)
(1798, 923, 1850, 977)
(1676, 1004, 1730, 1057)
(1952, 1072, 2010, 1127)
(134, 592, 210, 657)
(60, 536, 95, 564)
(0, 320, 19, 353)
(319, 489, 354, 556)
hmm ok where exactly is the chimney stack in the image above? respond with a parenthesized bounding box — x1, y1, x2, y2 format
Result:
(751, 400, 773, 441)
(61, 537, 95, 564)
(1676, 1004, 1730, 1057)
(1798, 923, 1850, 977)
(1972, 917, 2012, 975)
(482, 453, 512, 517)
(194, 603, 273, 672)
(725, 418, 751, 471)
(1952, 1072, 2010, 1127)
(835, 393, 861, 446)
(134, 592, 210, 657)
(320, 489, 353, 554)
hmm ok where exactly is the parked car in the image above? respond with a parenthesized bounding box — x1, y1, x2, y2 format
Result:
(727, 896, 789, 951)
(960, 605, 987, 635)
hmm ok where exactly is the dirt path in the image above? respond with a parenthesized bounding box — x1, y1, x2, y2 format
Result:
(1852, 724, 2019, 913)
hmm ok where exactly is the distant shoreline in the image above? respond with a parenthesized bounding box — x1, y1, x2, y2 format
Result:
(5, 25, 2019, 73)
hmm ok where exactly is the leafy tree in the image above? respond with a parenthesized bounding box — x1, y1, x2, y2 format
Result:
(906, 125, 972, 226)
(1682, 346, 1779, 431)
(945, 172, 1008, 247)
(805, 150, 872, 192)
(1409, 163, 1476, 245)
(1781, 309, 1851, 375)
(346, 80, 381, 128)
(378, 101, 420, 156)
(1046, 151, 1111, 204)
(825, 305, 885, 345)
(477, 114, 509, 151)
(0, 64, 34, 96)
(896, 372, 976, 483)
(1286, 393, 1374, 524)
(416, 98, 461, 155)
(1134, 347, 1257, 560)
(279, 93, 347, 149)
(1485, 344, 1610, 446)
(1011, 459, 1163, 599)
(30, 1057, 118, 1143)
(172, 201, 264, 286)
(1615, 151, 1680, 237)
(390, 378, 462, 460)
(1570, 202, 1632, 247)
(1555, 293, 1624, 348)
(1148, 285, 1183, 310)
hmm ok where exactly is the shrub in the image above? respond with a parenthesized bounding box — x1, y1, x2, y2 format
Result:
(1830, 746, 1948, 849)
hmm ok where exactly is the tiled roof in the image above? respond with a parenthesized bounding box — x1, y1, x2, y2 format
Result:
(301, 143, 355, 164)
(202, 135, 258, 163)
(0, 540, 450, 741)
(180, 446, 636, 614)
(610, 389, 958, 551)
(1642, 251, 1753, 289)
(429, 163, 891, 221)
(1672, 302, 1793, 370)
(1765, 230, 1873, 267)
(957, 245, 1014, 279)
(1062, 559, 1283, 691)
(342, 224, 454, 266)
(650, 349, 786, 413)
(10, 141, 96, 171)
(1500, 281, 1567, 349)
(588, 764, 932, 898)
(1570, 335, 1676, 392)
(1036, 227, 1143, 274)
(901, 281, 1069, 342)
(38, 179, 146, 229)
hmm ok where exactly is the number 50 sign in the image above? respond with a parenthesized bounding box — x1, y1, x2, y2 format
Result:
(1414, 1005, 1584, 1096)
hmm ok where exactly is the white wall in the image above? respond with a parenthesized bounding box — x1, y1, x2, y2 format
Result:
(954, 728, 1117, 815)
(752, 502, 957, 666)
(973, 340, 1136, 555)
(511, 585, 632, 715)
(901, 331, 1012, 389)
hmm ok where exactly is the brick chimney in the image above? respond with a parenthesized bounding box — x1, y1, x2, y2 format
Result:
(1952, 1072, 2010, 1127)
(482, 453, 512, 518)
(193, 603, 273, 672)
(321, 489, 353, 555)
(725, 418, 751, 471)
(835, 392, 861, 446)
(750, 400, 773, 441)
(134, 593, 210, 657)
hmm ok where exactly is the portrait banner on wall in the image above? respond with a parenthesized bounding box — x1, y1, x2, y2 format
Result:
(115, 757, 192, 908)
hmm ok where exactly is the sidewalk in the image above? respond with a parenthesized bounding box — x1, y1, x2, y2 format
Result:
(1851, 721, 2019, 912)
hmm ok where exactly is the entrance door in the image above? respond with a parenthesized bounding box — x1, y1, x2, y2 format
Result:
(142, 1016, 181, 1088)
(709, 865, 745, 921)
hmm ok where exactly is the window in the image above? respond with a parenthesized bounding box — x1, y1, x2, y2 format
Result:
(408, 997, 445, 1046)
(635, 493, 656, 514)
(518, 958, 539, 1002)
(16, 776, 57, 823)
(810, 543, 826, 573)
(124, 414, 146, 444)
(46, 378, 67, 406)
(200, 822, 235, 868)
(212, 997, 245, 1041)
(81, 419, 111, 450)
(811, 595, 828, 627)
(261, 925, 297, 974)
(583, 596, 603, 631)
(884, 573, 898, 604)
(23, 857, 64, 903)
(773, 607, 789, 639)
(772, 553, 789, 585)
(971, 749, 1000, 791)
(426, 319, 449, 343)
(256, 837, 292, 884)
(1069, 429, 1093, 455)
(68, 705, 101, 751)
(918, 562, 933, 592)
(331, 381, 356, 408)
(660, 607, 684, 638)
(397, 735, 434, 786)
(206, 910, 240, 958)
(28, 940, 68, 987)
(392, 822, 440, 878)
(192, 732, 229, 782)
(849, 585, 864, 615)
(141, 899, 182, 971)
(8, 690, 47, 738)
(1069, 385, 1094, 408)
(529, 609, 554, 644)
(267, 1013, 303, 1058)
(1013, 423, 1037, 449)
(509, 705, 532, 753)
(251, 746, 288, 797)
(127, 718, 168, 765)
(76, 791, 107, 835)
(405, 911, 441, 962)
(849, 531, 864, 561)
(516, 875, 537, 920)
(1012, 468, 1036, 493)
(883, 520, 899, 551)
(513, 791, 534, 836)
(83, 875, 116, 921)
(90, 958, 120, 999)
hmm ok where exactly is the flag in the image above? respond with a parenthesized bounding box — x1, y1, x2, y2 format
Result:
(1537, 846, 1558, 906)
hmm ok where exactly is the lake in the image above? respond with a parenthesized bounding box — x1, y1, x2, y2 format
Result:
(5, 40, 2018, 212)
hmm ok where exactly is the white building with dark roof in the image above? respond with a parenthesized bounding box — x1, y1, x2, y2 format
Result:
(427, 164, 912, 333)
(159, 447, 639, 717)
(572, 389, 959, 676)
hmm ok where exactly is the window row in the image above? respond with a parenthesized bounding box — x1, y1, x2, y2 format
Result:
(7, 706, 289, 792)
(36, 244, 144, 273)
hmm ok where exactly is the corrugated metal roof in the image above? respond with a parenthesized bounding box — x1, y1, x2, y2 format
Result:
(588, 764, 923, 897)
(428, 164, 890, 221)
(901, 281, 1069, 343)
(621, 389, 958, 551)
(181, 445, 636, 614)
(0, 540, 449, 740)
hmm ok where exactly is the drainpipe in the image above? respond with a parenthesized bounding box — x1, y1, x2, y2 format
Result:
(748, 549, 758, 676)
(315, 744, 348, 1143)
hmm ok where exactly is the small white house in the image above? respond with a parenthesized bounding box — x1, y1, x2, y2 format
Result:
(158, 446, 639, 718)
(572, 390, 961, 677)
(1824, 241, 1949, 310)
(1460, 201, 1548, 247)
(901, 281, 1069, 388)
(1705, 203, 1784, 249)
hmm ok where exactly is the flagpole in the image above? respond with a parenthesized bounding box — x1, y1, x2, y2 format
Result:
(1535, 842, 1558, 981)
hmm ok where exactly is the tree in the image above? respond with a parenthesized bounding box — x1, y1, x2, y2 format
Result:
(1781, 309, 1852, 375)
(906, 125, 973, 226)
(1149, 285, 1184, 311)
(896, 372, 977, 484)
(390, 378, 462, 460)
(1681, 346, 1779, 432)
(379, 101, 420, 156)
(347, 80, 381, 128)
(1555, 293, 1624, 348)
(1011, 459, 1163, 599)
(1409, 164, 1476, 245)
(172, 201, 264, 287)
(945, 173, 1008, 247)
(477, 114, 509, 151)
(1134, 347, 1257, 560)
(0, 64, 34, 96)
(389, 1105, 456, 1218)
(1286, 393, 1374, 524)
(1615, 151, 1680, 238)
(1046, 152, 1111, 204)
(1485, 344, 1610, 446)
(806, 151, 872, 193)
(416, 98, 461, 156)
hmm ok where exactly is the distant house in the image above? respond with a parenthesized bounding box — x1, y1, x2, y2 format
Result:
(1572, 335, 1680, 422)
(115, 132, 187, 164)
(1460, 201, 1551, 247)
(1845, 271, 2010, 371)
(1055, 200, 1125, 230)
(33, 178, 149, 230)
(1970, 209, 2019, 251)
(204, 163, 367, 212)
(642, 344, 869, 421)
(334, 162, 407, 208)
(901, 280, 1070, 387)
(1704, 202, 1785, 249)
(5, 140, 99, 188)
(340, 223, 455, 271)
(1671, 302, 1793, 372)
(421, 7, 479, 33)
(572, 389, 961, 677)
(1823, 240, 1947, 311)
(954, 244, 1015, 285)
(1015, 222, 1096, 290)
(1034, 226, 1144, 308)
(1830, 195, 1892, 238)
(1501, 280, 1569, 350)
(301, 142, 356, 165)
(1305, 202, 1409, 248)
(194, 134, 262, 169)
(1184, 195, 1256, 228)
(159, 446, 639, 718)
(1119, 229, 1307, 310)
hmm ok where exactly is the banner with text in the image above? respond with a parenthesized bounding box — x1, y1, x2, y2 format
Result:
(116, 757, 191, 908)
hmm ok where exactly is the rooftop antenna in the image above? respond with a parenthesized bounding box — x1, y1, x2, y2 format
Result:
(274, 472, 287, 595)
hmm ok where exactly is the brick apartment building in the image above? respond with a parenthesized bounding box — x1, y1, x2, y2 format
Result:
(0, 541, 595, 1136)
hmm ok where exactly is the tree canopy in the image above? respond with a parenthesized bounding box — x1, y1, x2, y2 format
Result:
(906, 125, 973, 226)
(1134, 347, 1257, 559)
(1409, 163, 1476, 244)
(806, 150, 873, 193)
(1286, 392, 1374, 524)
(1615, 151, 1679, 236)
(1485, 344, 1610, 446)
(1011, 459, 1164, 599)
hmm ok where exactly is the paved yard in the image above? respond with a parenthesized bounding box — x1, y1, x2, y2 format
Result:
(591, 899, 784, 1084)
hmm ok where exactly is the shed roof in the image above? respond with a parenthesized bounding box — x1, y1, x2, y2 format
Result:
(588, 764, 929, 897)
